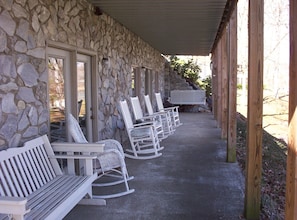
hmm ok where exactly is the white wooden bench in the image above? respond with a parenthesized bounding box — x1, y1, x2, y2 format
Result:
(169, 90, 206, 105)
(0, 135, 105, 220)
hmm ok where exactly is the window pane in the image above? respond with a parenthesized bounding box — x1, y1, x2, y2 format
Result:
(131, 68, 135, 96)
(77, 62, 86, 117)
(48, 57, 66, 141)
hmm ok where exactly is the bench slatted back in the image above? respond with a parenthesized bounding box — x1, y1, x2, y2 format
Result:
(0, 136, 61, 198)
(170, 90, 206, 105)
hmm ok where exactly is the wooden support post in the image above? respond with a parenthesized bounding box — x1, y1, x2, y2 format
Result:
(244, 0, 264, 219)
(217, 39, 222, 128)
(227, 6, 238, 163)
(212, 48, 218, 119)
(221, 28, 228, 139)
(285, 0, 297, 218)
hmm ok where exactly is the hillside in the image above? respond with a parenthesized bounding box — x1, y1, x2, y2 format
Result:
(236, 113, 287, 219)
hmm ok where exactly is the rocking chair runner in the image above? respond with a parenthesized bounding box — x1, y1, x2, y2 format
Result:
(130, 96, 167, 140)
(155, 92, 182, 128)
(144, 94, 174, 136)
(119, 100, 163, 159)
(67, 113, 134, 199)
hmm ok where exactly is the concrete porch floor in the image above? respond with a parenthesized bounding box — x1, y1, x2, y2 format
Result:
(65, 112, 245, 220)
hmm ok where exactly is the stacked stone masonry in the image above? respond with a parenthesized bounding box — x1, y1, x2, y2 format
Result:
(0, 0, 169, 149)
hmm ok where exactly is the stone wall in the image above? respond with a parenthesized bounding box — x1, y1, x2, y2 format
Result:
(164, 64, 192, 100)
(0, 0, 166, 149)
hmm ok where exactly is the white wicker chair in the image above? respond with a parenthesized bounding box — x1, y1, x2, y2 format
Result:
(130, 96, 167, 140)
(119, 100, 163, 159)
(144, 94, 174, 136)
(67, 113, 134, 199)
(155, 92, 182, 128)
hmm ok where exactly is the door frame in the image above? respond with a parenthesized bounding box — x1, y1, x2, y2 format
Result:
(46, 41, 99, 142)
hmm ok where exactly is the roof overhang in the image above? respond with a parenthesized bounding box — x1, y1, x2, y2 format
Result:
(88, 0, 234, 56)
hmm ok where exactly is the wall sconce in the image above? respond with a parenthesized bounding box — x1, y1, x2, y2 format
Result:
(102, 57, 110, 68)
(94, 6, 102, 16)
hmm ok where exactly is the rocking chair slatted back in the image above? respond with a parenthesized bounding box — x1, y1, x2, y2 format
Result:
(119, 100, 164, 159)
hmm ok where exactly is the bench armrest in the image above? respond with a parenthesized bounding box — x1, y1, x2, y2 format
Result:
(51, 142, 105, 175)
(52, 142, 104, 154)
(49, 155, 97, 160)
(0, 196, 29, 216)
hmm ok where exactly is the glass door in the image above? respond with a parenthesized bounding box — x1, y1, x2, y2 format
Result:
(77, 54, 93, 141)
(47, 47, 95, 142)
(48, 48, 71, 142)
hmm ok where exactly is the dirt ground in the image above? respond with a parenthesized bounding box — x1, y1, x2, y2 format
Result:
(236, 89, 288, 219)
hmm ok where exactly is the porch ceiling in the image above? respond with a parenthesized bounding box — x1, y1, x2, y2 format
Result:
(88, 0, 230, 56)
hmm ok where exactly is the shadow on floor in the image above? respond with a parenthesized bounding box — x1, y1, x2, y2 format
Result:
(65, 112, 245, 220)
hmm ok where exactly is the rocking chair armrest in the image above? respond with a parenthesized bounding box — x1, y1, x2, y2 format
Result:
(131, 124, 154, 130)
(134, 121, 154, 127)
(141, 115, 155, 120)
(163, 106, 179, 111)
(149, 112, 167, 117)
(141, 115, 162, 122)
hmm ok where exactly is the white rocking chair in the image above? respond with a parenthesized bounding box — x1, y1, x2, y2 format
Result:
(67, 113, 134, 199)
(155, 92, 182, 128)
(144, 94, 174, 136)
(119, 100, 163, 159)
(130, 96, 167, 140)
